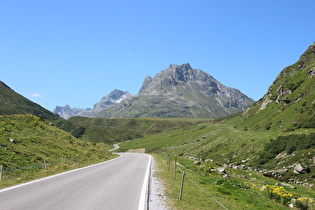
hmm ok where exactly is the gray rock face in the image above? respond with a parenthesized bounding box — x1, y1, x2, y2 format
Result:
(293, 163, 309, 174)
(93, 89, 133, 112)
(53, 105, 88, 119)
(98, 63, 254, 118)
(53, 90, 132, 119)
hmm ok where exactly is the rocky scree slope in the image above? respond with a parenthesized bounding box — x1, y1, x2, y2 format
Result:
(98, 63, 254, 118)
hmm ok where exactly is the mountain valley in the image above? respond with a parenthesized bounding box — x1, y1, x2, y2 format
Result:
(1, 42, 315, 209)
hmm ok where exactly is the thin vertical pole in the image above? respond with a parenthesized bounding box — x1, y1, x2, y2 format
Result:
(0, 165, 2, 182)
(174, 156, 177, 180)
(179, 171, 185, 200)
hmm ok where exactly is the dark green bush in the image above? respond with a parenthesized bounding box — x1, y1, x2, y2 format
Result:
(257, 133, 315, 165)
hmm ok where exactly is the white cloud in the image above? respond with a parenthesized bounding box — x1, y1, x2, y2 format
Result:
(31, 93, 43, 98)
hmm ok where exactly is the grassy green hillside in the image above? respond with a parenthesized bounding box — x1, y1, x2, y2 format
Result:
(119, 116, 314, 169)
(0, 81, 59, 120)
(69, 116, 213, 144)
(117, 116, 314, 209)
(0, 114, 116, 189)
(0, 81, 87, 138)
(237, 42, 315, 132)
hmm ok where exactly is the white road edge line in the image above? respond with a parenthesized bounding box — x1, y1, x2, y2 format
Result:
(0, 155, 122, 193)
(138, 154, 152, 210)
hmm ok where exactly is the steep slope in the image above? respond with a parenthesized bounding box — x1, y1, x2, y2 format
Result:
(98, 64, 254, 118)
(0, 81, 86, 138)
(0, 81, 59, 121)
(54, 89, 132, 119)
(0, 114, 115, 188)
(238, 42, 315, 131)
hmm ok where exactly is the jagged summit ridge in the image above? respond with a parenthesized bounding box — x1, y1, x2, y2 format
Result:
(139, 63, 223, 94)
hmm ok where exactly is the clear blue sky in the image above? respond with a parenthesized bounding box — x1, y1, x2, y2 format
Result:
(1, 0, 314, 111)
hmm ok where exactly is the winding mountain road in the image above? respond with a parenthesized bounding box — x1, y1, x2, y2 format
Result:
(0, 153, 151, 210)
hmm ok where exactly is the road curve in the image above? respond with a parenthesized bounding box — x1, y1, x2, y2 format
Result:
(0, 153, 151, 210)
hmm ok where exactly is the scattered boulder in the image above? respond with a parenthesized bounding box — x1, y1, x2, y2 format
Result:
(270, 168, 288, 174)
(238, 165, 247, 170)
(302, 183, 313, 188)
(188, 156, 198, 161)
(308, 69, 315, 77)
(222, 174, 230, 179)
(194, 160, 201, 165)
(276, 182, 296, 189)
(293, 163, 309, 174)
(217, 167, 226, 174)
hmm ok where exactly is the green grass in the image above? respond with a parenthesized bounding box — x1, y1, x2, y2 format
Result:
(119, 117, 315, 179)
(119, 117, 315, 209)
(69, 116, 213, 144)
(237, 43, 315, 133)
(152, 154, 305, 210)
(0, 114, 117, 189)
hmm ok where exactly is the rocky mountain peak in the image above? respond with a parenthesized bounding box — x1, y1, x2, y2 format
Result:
(100, 64, 254, 118)
(138, 76, 152, 93)
(101, 89, 131, 101)
(140, 63, 226, 97)
(93, 90, 132, 110)
(168, 63, 195, 82)
(169, 63, 192, 72)
(139, 63, 218, 95)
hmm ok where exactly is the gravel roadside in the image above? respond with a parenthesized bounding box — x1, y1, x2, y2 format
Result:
(149, 157, 169, 210)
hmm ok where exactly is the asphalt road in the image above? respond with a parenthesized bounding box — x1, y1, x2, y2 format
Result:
(0, 153, 151, 210)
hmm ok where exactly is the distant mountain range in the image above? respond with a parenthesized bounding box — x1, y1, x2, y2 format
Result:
(54, 90, 132, 119)
(54, 64, 254, 119)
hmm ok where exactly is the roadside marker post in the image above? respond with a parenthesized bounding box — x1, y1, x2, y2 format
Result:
(179, 171, 185, 200)
(174, 156, 177, 180)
